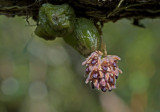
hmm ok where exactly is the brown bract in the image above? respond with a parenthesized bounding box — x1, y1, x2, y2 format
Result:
(82, 51, 122, 92)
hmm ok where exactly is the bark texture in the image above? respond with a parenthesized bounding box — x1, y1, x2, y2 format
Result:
(0, 0, 160, 23)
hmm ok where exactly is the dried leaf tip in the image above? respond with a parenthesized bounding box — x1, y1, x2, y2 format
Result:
(82, 50, 122, 92)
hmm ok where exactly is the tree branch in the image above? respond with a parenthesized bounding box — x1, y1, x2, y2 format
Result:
(0, 0, 160, 23)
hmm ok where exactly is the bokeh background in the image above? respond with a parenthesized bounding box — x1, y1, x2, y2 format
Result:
(0, 15, 160, 112)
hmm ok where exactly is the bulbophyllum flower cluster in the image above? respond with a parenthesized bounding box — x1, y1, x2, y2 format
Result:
(82, 51, 122, 92)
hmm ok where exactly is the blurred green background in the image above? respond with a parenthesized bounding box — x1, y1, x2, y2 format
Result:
(0, 16, 160, 112)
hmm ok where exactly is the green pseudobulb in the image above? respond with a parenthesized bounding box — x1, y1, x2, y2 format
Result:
(63, 18, 101, 56)
(35, 3, 75, 40)
(35, 3, 101, 56)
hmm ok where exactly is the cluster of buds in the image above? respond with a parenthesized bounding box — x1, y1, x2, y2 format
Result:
(82, 51, 122, 92)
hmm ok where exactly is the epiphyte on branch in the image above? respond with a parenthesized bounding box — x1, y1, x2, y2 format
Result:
(35, 3, 75, 40)
(34, 3, 122, 92)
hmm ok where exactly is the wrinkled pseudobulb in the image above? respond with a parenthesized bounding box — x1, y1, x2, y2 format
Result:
(35, 3, 75, 40)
